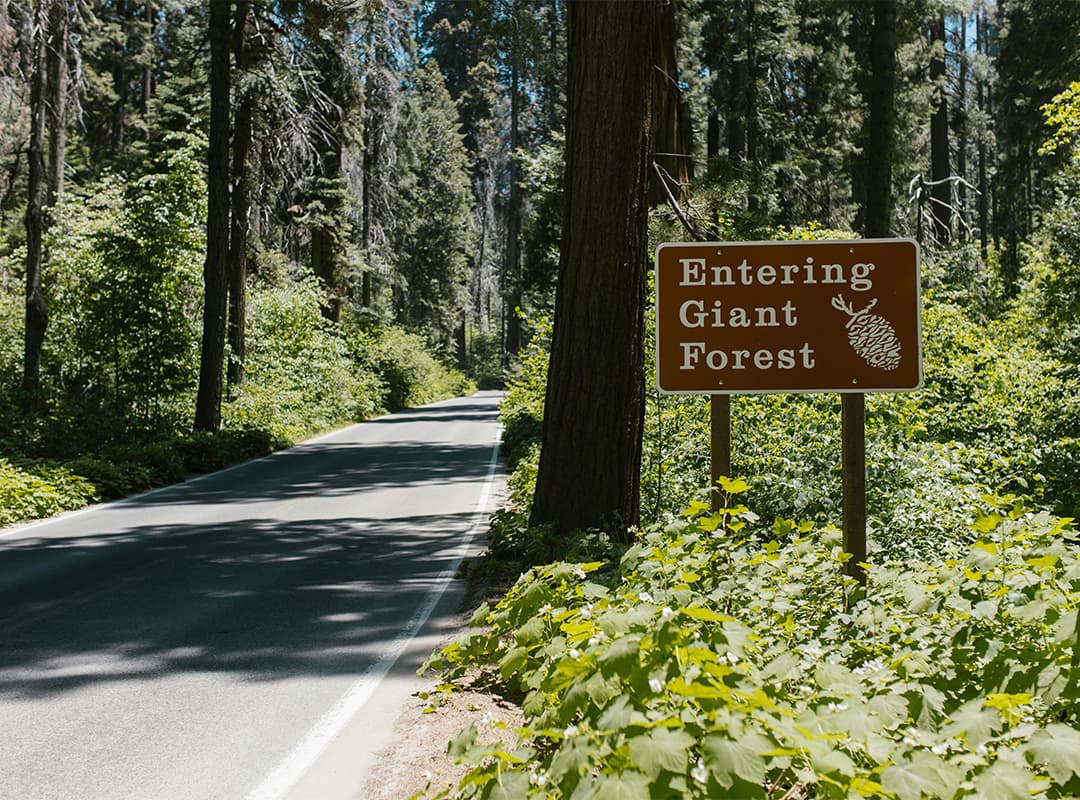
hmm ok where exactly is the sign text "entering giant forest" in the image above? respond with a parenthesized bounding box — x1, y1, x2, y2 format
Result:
(655, 239, 922, 394)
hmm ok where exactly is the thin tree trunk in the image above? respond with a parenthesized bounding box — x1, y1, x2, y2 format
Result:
(529, 0, 661, 537)
(227, 0, 250, 389)
(650, 0, 692, 205)
(865, 0, 896, 239)
(45, 0, 66, 208)
(22, 0, 49, 410)
(976, 10, 989, 258)
(111, 0, 129, 153)
(504, 34, 522, 360)
(929, 13, 951, 244)
(142, 2, 154, 112)
(953, 12, 967, 241)
(727, 0, 747, 164)
(194, 1, 231, 431)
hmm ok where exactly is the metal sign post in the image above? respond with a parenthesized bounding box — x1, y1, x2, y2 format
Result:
(655, 239, 922, 583)
(709, 395, 731, 512)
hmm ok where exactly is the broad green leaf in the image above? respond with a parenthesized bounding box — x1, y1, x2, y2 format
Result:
(627, 727, 696, 779)
(598, 696, 633, 731)
(483, 769, 530, 800)
(513, 615, 545, 645)
(941, 698, 1000, 744)
(985, 692, 1032, 724)
(849, 776, 885, 797)
(807, 741, 855, 778)
(548, 741, 591, 781)
(881, 752, 961, 800)
(972, 515, 1003, 534)
(702, 731, 770, 789)
(498, 647, 528, 681)
(682, 605, 731, 622)
(668, 677, 728, 700)
(1055, 608, 1078, 645)
(717, 476, 751, 494)
(448, 723, 477, 759)
(683, 500, 710, 518)
(561, 619, 594, 638)
(1025, 723, 1080, 782)
(814, 662, 861, 694)
(591, 771, 651, 800)
(599, 635, 641, 674)
(1024, 554, 1059, 569)
(973, 760, 1038, 800)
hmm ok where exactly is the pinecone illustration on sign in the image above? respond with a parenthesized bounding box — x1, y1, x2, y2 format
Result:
(831, 294, 902, 370)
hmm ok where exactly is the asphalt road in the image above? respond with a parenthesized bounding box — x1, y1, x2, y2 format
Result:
(0, 392, 505, 800)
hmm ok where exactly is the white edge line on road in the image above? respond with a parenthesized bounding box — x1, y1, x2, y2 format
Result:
(243, 429, 503, 800)
(0, 394, 494, 541)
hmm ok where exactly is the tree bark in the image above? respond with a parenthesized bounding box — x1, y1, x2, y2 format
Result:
(22, 0, 50, 410)
(503, 33, 522, 360)
(227, 0, 250, 389)
(194, 1, 231, 431)
(865, 0, 896, 239)
(45, 0, 67, 208)
(976, 9, 989, 258)
(952, 12, 967, 240)
(529, 0, 660, 537)
(650, 0, 693, 206)
(929, 13, 951, 244)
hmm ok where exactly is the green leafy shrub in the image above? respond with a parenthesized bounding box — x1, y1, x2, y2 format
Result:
(174, 429, 280, 476)
(64, 454, 156, 500)
(224, 276, 383, 441)
(500, 315, 551, 467)
(463, 332, 505, 390)
(45, 147, 204, 424)
(0, 458, 98, 525)
(349, 322, 475, 412)
(0, 293, 20, 391)
(427, 491, 1080, 799)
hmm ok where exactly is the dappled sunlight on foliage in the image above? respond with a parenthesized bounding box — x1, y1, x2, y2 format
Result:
(426, 492, 1080, 799)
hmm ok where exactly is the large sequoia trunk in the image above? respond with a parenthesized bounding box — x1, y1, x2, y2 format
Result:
(529, 0, 661, 537)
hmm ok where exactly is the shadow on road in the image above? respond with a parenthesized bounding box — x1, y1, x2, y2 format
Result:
(0, 394, 504, 701)
(0, 511, 478, 699)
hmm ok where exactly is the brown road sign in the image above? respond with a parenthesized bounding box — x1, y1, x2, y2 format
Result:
(655, 239, 922, 394)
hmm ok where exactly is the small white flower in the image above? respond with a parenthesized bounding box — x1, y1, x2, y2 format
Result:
(564, 725, 579, 738)
(649, 678, 664, 693)
(573, 567, 587, 580)
(691, 759, 708, 784)
(931, 742, 949, 755)
(827, 702, 848, 712)
(724, 651, 739, 665)
(568, 648, 580, 659)
(530, 771, 548, 787)
(661, 606, 675, 621)
(903, 735, 917, 747)
(639, 591, 654, 603)
(976, 743, 989, 758)
(539, 603, 553, 615)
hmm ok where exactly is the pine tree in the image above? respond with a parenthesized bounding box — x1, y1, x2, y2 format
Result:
(392, 61, 472, 353)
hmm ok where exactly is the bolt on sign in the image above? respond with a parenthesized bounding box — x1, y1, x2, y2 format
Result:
(655, 239, 922, 394)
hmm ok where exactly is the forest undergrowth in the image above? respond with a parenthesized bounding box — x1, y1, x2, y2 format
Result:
(420, 224, 1080, 799)
(0, 146, 475, 526)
